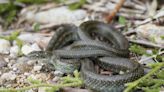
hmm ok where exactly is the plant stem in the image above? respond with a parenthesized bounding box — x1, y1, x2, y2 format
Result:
(0, 79, 83, 92)
(124, 62, 164, 92)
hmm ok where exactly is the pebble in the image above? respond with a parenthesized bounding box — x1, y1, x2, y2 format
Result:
(21, 43, 41, 55)
(31, 43, 41, 51)
(29, 73, 47, 82)
(36, 37, 51, 50)
(0, 39, 10, 54)
(35, 73, 47, 81)
(24, 72, 31, 76)
(146, 50, 153, 55)
(52, 76, 60, 82)
(136, 24, 164, 46)
(12, 67, 18, 71)
(13, 62, 33, 73)
(0, 71, 17, 81)
(22, 6, 87, 25)
(139, 55, 155, 65)
(53, 70, 64, 77)
(27, 59, 38, 65)
(17, 33, 43, 44)
(0, 55, 7, 68)
(10, 45, 19, 58)
(33, 65, 42, 71)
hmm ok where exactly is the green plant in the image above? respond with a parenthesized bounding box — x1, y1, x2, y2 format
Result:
(0, 1, 17, 27)
(68, 0, 86, 10)
(124, 62, 164, 92)
(0, 70, 83, 92)
(0, 0, 60, 27)
(0, 30, 23, 56)
(129, 44, 148, 55)
(118, 16, 126, 25)
(33, 23, 40, 32)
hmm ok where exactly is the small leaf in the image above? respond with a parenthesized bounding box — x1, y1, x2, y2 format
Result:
(149, 35, 156, 43)
(160, 35, 164, 40)
(129, 44, 147, 55)
(0, 35, 10, 40)
(15, 38, 23, 56)
(5, 9, 16, 27)
(11, 31, 20, 40)
(73, 70, 80, 78)
(68, 0, 86, 10)
(156, 70, 164, 79)
(45, 87, 59, 92)
(0, 30, 20, 41)
(142, 87, 160, 92)
(118, 16, 126, 25)
(27, 76, 42, 84)
(33, 23, 40, 32)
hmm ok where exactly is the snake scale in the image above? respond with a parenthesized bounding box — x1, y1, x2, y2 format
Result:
(27, 21, 144, 92)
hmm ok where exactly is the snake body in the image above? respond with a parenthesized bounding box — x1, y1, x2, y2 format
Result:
(27, 21, 144, 92)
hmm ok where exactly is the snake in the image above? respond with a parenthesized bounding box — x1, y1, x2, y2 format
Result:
(27, 20, 144, 92)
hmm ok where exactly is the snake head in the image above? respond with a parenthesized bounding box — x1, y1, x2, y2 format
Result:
(26, 51, 52, 59)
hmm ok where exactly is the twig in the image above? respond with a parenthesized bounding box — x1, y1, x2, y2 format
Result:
(123, 30, 136, 35)
(117, 13, 147, 20)
(133, 0, 145, 6)
(134, 11, 164, 27)
(0, 70, 83, 92)
(139, 51, 164, 63)
(0, 82, 82, 92)
(106, 0, 125, 23)
(128, 39, 164, 48)
(123, 0, 146, 10)
(120, 8, 144, 14)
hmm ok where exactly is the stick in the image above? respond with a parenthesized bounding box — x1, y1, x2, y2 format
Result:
(106, 0, 125, 23)
(128, 39, 164, 48)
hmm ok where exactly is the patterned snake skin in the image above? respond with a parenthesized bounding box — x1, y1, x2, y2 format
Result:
(27, 21, 144, 92)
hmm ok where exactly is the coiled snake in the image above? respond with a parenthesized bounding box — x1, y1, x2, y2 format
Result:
(27, 21, 144, 92)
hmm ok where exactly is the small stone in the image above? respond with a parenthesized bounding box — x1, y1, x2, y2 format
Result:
(0, 55, 7, 68)
(4, 57, 9, 63)
(21, 44, 34, 55)
(146, 50, 153, 55)
(136, 24, 164, 46)
(22, 6, 87, 25)
(24, 72, 30, 76)
(31, 43, 41, 51)
(10, 45, 19, 58)
(13, 67, 18, 71)
(139, 55, 155, 65)
(14, 61, 33, 73)
(27, 60, 37, 65)
(17, 33, 43, 44)
(53, 71, 64, 77)
(36, 37, 51, 50)
(52, 76, 60, 82)
(0, 72, 17, 81)
(21, 43, 41, 55)
(33, 65, 42, 71)
(0, 39, 10, 54)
